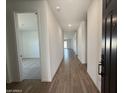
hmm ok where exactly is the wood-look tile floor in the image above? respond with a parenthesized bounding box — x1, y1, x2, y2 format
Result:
(7, 49, 99, 93)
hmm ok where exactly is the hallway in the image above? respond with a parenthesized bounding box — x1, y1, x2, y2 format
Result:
(7, 0, 102, 92)
(7, 49, 99, 93)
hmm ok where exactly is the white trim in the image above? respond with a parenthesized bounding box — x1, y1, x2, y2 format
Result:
(13, 12, 23, 81)
(35, 11, 43, 81)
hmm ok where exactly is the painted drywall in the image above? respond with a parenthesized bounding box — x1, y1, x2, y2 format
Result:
(87, 0, 102, 91)
(19, 31, 40, 58)
(46, 2, 64, 80)
(6, 41, 19, 83)
(77, 21, 86, 64)
(72, 32, 77, 54)
(6, 10, 20, 82)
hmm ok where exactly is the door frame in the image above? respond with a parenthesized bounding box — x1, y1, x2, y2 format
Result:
(101, 0, 117, 92)
(13, 11, 42, 81)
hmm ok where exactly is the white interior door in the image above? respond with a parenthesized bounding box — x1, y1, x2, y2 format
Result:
(14, 12, 41, 80)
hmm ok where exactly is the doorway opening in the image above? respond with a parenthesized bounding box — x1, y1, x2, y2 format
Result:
(64, 40, 68, 48)
(14, 12, 41, 80)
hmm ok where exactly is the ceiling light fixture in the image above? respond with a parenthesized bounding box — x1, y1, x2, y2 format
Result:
(56, 6, 61, 11)
(68, 24, 72, 27)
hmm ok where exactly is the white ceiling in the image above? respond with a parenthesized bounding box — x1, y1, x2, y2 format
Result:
(8, 0, 92, 32)
(48, 0, 92, 32)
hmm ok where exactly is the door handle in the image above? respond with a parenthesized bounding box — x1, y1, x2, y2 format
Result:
(98, 55, 104, 76)
(98, 63, 102, 75)
(98, 63, 104, 77)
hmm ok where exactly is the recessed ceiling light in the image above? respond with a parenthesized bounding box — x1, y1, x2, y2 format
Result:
(56, 6, 61, 11)
(68, 24, 72, 27)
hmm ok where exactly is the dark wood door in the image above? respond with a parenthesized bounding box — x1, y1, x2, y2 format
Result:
(101, 0, 117, 93)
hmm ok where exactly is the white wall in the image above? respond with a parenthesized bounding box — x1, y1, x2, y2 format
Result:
(6, 41, 20, 83)
(77, 21, 86, 64)
(87, 0, 102, 91)
(72, 33, 77, 54)
(46, 2, 64, 80)
(6, 0, 64, 82)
